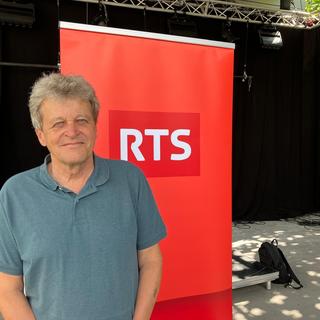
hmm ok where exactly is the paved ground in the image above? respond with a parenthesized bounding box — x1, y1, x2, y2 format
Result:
(232, 215, 320, 320)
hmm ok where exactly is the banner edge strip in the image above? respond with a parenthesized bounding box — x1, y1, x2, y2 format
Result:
(59, 21, 235, 50)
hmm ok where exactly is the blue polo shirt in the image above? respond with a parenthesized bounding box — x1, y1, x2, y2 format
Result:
(0, 155, 166, 320)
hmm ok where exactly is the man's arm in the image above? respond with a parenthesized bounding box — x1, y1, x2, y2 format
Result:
(133, 244, 163, 320)
(0, 272, 36, 320)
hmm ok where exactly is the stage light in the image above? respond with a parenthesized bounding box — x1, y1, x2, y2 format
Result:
(0, 0, 35, 27)
(92, 1, 109, 27)
(258, 25, 283, 50)
(221, 21, 239, 43)
(167, 12, 198, 37)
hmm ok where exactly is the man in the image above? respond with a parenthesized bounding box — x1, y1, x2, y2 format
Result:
(0, 73, 167, 320)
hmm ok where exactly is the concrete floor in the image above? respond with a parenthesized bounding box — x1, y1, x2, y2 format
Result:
(232, 215, 320, 320)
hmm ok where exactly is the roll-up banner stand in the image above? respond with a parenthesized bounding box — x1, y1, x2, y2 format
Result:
(60, 22, 234, 319)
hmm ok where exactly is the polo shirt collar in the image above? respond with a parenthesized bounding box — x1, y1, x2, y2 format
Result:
(88, 155, 110, 187)
(39, 155, 58, 191)
(39, 154, 110, 191)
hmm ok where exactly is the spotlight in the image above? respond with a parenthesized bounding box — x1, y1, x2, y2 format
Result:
(0, 0, 35, 27)
(92, 1, 109, 27)
(258, 25, 283, 50)
(168, 12, 197, 37)
(221, 21, 239, 43)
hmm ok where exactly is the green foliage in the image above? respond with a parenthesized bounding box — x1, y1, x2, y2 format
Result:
(305, 0, 320, 13)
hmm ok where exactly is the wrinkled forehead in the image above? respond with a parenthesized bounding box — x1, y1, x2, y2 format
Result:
(41, 95, 92, 111)
(39, 96, 93, 119)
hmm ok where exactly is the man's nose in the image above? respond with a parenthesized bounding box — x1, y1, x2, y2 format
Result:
(65, 121, 80, 136)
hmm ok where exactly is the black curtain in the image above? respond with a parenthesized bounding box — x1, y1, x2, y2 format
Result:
(0, 1, 320, 221)
(0, 1, 58, 184)
(233, 26, 320, 220)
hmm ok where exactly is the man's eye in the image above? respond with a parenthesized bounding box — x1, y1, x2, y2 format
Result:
(52, 121, 64, 128)
(77, 118, 88, 124)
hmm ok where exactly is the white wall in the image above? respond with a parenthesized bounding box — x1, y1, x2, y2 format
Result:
(234, 0, 306, 10)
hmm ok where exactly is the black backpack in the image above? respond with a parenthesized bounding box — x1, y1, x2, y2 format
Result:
(258, 239, 303, 289)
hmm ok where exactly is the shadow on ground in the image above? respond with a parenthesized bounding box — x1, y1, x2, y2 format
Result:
(232, 216, 320, 319)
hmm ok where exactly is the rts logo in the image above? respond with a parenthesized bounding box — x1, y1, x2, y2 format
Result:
(109, 111, 200, 177)
(120, 128, 191, 161)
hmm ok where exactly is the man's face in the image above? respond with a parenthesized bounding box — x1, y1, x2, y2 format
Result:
(35, 97, 97, 168)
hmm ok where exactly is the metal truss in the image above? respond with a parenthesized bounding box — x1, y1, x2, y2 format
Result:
(72, 0, 320, 29)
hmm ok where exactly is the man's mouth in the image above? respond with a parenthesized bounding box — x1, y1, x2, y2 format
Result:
(61, 142, 84, 147)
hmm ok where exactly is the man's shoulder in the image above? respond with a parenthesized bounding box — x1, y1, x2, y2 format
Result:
(97, 157, 144, 177)
(1, 166, 40, 193)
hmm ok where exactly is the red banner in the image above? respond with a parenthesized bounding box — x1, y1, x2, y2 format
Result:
(60, 22, 234, 319)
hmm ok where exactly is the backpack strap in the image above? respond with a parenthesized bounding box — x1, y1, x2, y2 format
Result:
(277, 247, 303, 289)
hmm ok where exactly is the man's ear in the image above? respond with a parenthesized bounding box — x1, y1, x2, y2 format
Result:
(35, 128, 47, 147)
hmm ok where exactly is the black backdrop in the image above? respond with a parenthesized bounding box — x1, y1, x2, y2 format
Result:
(1, 0, 320, 221)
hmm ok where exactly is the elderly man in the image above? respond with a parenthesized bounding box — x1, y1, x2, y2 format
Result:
(0, 73, 166, 320)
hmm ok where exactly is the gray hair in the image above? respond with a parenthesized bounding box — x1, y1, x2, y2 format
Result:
(29, 73, 100, 129)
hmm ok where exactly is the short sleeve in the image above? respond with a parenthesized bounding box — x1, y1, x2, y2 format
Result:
(0, 201, 23, 275)
(135, 172, 167, 250)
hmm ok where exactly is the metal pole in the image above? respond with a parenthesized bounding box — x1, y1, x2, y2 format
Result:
(0, 62, 58, 69)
